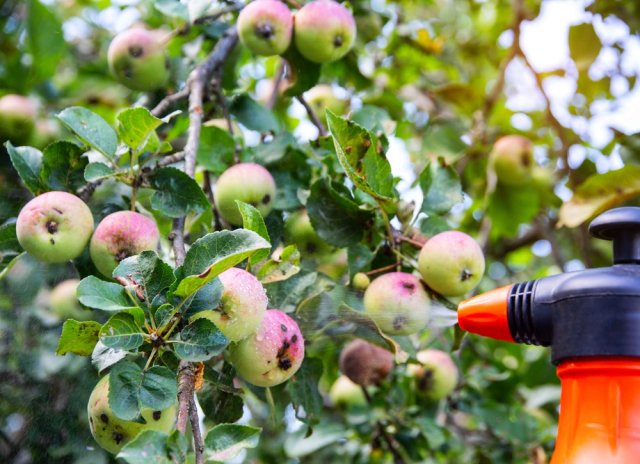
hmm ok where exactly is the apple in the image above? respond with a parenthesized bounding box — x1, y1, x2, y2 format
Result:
(317, 248, 348, 281)
(237, 0, 293, 56)
(284, 209, 331, 257)
(329, 375, 367, 408)
(227, 309, 304, 387)
(418, 231, 485, 297)
(351, 272, 370, 291)
(107, 27, 169, 91)
(16, 191, 94, 263)
(339, 339, 394, 386)
(489, 135, 534, 186)
(90, 211, 159, 278)
(49, 279, 91, 321)
(88, 375, 177, 454)
(214, 163, 276, 226)
(363, 272, 430, 335)
(191, 267, 267, 342)
(0, 94, 37, 144)
(294, 0, 357, 63)
(408, 349, 458, 401)
(304, 85, 350, 122)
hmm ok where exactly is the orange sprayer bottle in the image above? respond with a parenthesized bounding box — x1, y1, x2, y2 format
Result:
(458, 207, 640, 463)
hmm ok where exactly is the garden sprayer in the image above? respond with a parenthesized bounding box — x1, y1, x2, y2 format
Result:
(457, 207, 640, 463)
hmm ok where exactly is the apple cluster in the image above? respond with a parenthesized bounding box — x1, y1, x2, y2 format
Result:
(238, 0, 356, 63)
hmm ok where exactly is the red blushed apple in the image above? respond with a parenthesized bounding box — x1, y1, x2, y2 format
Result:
(191, 267, 267, 342)
(227, 309, 304, 387)
(489, 135, 534, 186)
(16, 191, 94, 263)
(294, 0, 356, 63)
(363, 272, 430, 335)
(238, 0, 293, 56)
(408, 349, 458, 401)
(418, 231, 485, 297)
(90, 211, 159, 278)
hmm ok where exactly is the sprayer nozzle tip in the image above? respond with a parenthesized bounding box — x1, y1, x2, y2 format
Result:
(458, 285, 514, 342)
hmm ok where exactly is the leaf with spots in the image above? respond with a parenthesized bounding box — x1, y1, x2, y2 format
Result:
(113, 251, 175, 305)
(40, 140, 88, 192)
(172, 318, 229, 362)
(204, 424, 262, 462)
(257, 245, 301, 284)
(99, 312, 145, 351)
(56, 320, 102, 356)
(57, 106, 117, 159)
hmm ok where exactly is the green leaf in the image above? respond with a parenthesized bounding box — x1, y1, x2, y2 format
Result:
(287, 357, 323, 425)
(351, 106, 391, 134)
(175, 229, 271, 298)
(77, 276, 138, 311)
(230, 94, 279, 133)
(204, 424, 262, 462)
(569, 23, 602, 71)
(487, 183, 540, 237)
(57, 107, 118, 158)
(5, 142, 44, 194)
(109, 362, 177, 421)
(27, 0, 66, 82)
(118, 430, 171, 464)
(257, 245, 301, 284)
(183, 279, 223, 318)
(113, 251, 175, 304)
(154, 0, 189, 20)
(56, 320, 102, 356)
(92, 340, 127, 373)
(419, 160, 463, 215)
(236, 201, 270, 265)
(84, 162, 116, 182)
(282, 46, 321, 97)
(307, 178, 375, 247)
(99, 313, 145, 351)
(148, 167, 211, 218)
(40, 141, 88, 191)
(0, 222, 23, 280)
(173, 319, 229, 362)
(558, 164, 640, 228)
(117, 107, 164, 152)
(196, 126, 235, 174)
(265, 271, 322, 313)
(326, 111, 396, 212)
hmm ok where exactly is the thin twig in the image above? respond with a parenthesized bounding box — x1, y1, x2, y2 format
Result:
(190, 395, 205, 464)
(266, 61, 287, 110)
(193, 3, 243, 25)
(151, 88, 190, 118)
(77, 179, 104, 202)
(297, 94, 327, 136)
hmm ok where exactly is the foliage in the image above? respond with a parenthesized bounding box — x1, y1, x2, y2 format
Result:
(0, 0, 638, 463)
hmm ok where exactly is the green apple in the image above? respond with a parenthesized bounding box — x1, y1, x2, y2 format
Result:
(90, 211, 159, 278)
(294, 0, 357, 63)
(49, 279, 91, 321)
(489, 135, 534, 186)
(107, 27, 169, 91)
(214, 162, 276, 226)
(408, 349, 458, 401)
(339, 339, 394, 386)
(16, 191, 94, 263)
(88, 375, 177, 454)
(227, 309, 304, 387)
(0, 94, 37, 144)
(351, 272, 370, 291)
(329, 375, 367, 408)
(191, 267, 267, 342)
(363, 272, 430, 335)
(418, 231, 485, 297)
(284, 209, 331, 257)
(238, 0, 293, 56)
(304, 85, 350, 122)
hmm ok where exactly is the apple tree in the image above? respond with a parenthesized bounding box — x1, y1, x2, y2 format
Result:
(0, 0, 639, 463)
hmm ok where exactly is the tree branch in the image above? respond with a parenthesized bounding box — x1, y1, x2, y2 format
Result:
(297, 94, 327, 137)
(151, 88, 190, 118)
(176, 360, 195, 433)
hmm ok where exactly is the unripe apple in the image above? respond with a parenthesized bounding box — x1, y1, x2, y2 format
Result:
(351, 272, 370, 291)
(329, 375, 367, 408)
(317, 248, 348, 281)
(227, 309, 304, 387)
(408, 349, 458, 401)
(50, 279, 91, 321)
(418, 231, 485, 297)
(339, 339, 393, 386)
(191, 267, 267, 342)
(214, 163, 276, 226)
(284, 209, 331, 257)
(107, 27, 169, 91)
(16, 191, 94, 263)
(304, 85, 350, 122)
(237, 0, 293, 56)
(90, 211, 159, 278)
(363, 272, 430, 335)
(294, 0, 357, 63)
(88, 375, 177, 454)
(0, 94, 37, 144)
(489, 135, 534, 186)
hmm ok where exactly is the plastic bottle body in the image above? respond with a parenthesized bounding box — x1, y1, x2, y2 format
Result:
(551, 359, 640, 464)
